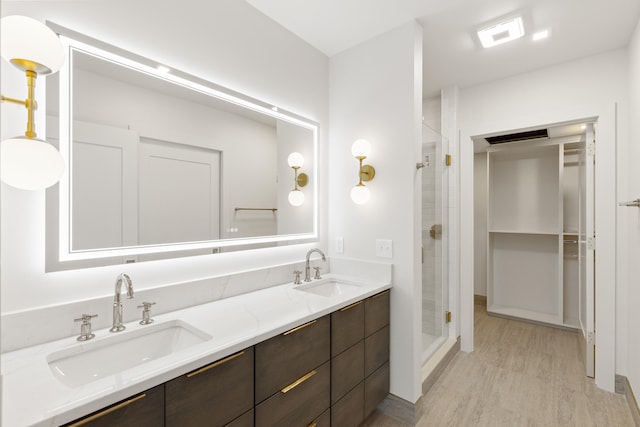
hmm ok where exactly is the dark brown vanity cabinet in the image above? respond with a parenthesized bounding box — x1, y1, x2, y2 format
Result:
(255, 315, 331, 426)
(62, 384, 164, 427)
(331, 290, 390, 426)
(166, 348, 254, 427)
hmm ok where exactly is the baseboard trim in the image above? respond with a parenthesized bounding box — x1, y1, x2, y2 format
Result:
(378, 393, 423, 426)
(422, 337, 460, 395)
(616, 374, 626, 395)
(625, 376, 640, 427)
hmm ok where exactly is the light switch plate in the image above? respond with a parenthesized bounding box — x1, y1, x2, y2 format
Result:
(335, 236, 344, 254)
(375, 239, 392, 258)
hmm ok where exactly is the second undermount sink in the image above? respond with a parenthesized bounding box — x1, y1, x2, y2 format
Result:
(295, 279, 361, 297)
(47, 320, 211, 388)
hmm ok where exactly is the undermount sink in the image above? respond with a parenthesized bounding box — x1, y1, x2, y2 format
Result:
(47, 320, 211, 388)
(295, 279, 361, 297)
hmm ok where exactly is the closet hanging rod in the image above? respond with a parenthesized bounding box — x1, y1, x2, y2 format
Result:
(563, 239, 578, 244)
(619, 199, 640, 207)
(234, 207, 278, 212)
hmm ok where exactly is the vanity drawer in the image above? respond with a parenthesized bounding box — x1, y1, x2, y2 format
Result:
(365, 361, 390, 417)
(365, 290, 390, 336)
(255, 315, 330, 403)
(331, 340, 364, 404)
(63, 384, 164, 427)
(165, 348, 254, 427)
(226, 409, 254, 427)
(331, 381, 365, 427)
(331, 299, 364, 357)
(365, 324, 390, 377)
(310, 408, 331, 427)
(255, 361, 330, 427)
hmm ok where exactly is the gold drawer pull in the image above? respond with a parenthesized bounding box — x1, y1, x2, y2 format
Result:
(340, 300, 363, 312)
(283, 319, 316, 336)
(67, 393, 146, 426)
(308, 422, 317, 427)
(373, 290, 390, 299)
(281, 370, 317, 393)
(186, 351, 245, 378)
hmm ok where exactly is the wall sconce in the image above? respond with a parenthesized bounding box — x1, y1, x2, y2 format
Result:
(350, 139, 375, 204)
(287, 152, 308, 206)
(0, 15, 65, 190)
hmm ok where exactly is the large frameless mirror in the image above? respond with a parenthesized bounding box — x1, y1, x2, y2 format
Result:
(45, 23, 317, 269)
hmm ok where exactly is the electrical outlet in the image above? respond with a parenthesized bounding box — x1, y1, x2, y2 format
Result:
(375, 239, 393, 258)
(336, 236, 344, 254)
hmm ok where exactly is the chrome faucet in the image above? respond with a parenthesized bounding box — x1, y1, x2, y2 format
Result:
(304, 248, 326, 282)
(110, 273, 134, 332)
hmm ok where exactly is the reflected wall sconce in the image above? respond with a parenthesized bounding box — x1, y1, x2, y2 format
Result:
(1, 15, 65, 190)
(287, 152, 308, 206)
(350, 139, 376, 204)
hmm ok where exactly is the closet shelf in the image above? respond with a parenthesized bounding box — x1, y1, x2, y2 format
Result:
(488, 229, 559, 236)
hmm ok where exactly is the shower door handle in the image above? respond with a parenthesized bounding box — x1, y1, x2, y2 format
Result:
(429, 224, 442, 240)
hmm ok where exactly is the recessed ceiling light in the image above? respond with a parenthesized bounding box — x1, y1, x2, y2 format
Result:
(156, 65, 170, 73)
(532, 29, 550, 41)
(477, 17, 524, 48)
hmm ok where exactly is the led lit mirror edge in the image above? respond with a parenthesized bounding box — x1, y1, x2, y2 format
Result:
(46, 21, 319, 266)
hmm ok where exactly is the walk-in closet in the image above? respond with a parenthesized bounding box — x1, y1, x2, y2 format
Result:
(475, 121, 595, 375)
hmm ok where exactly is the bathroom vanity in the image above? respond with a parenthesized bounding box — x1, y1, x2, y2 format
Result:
(1, 275, 390, 426)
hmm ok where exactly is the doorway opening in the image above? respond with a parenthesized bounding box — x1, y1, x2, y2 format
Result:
(472, 119, 596, 378)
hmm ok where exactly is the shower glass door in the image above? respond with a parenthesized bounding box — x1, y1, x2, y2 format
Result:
(421, 124, 449, 362)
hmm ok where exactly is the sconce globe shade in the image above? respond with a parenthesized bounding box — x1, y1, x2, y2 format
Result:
(351, 139, 371, 158)
(1, 137, 64, 190)
(0, 15, 65, 75)
(288, 189, 305, 206)
(287, 152, 304, 168)
(350, 185, 370, 205)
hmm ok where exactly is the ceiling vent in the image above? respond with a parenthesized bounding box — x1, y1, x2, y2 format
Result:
(485, 128, 549, 144)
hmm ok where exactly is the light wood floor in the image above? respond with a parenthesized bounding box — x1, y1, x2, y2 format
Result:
(366, 301, 635, 426)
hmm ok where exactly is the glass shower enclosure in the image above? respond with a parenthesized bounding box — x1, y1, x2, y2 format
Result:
(421, 124, 449, 363)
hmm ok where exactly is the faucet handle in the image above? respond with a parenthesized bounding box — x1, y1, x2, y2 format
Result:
(137, 301, 156, 309)
(138, 301, 156, 325)
(74, 314, 98, 341)
(293, 270, 302, 285)
(74, 313, 98, 322)
(313, 266, 322, 280)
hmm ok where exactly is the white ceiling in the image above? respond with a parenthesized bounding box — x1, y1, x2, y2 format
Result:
(246, 0, 640, 98)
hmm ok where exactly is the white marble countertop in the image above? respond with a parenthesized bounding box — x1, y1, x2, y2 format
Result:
(1, 274, 391, 427)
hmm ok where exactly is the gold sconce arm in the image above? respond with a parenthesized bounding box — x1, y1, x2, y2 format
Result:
(287, 152, 308, 206)
(357, 156, 375, 184)
(350, 139, 375, 204)
(292, 166, 309, 189)
(1, 69, 39, 139)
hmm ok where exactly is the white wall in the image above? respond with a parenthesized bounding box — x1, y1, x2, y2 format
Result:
(625, 16, 640, 406)
(459, 49, 628, 392)
(329, 21, 423, 403)
(1, 1, 328, 312)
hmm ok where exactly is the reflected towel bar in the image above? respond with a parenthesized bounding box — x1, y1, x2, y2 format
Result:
(619, 199, 640, 207)
(234, 208, 278, 212)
